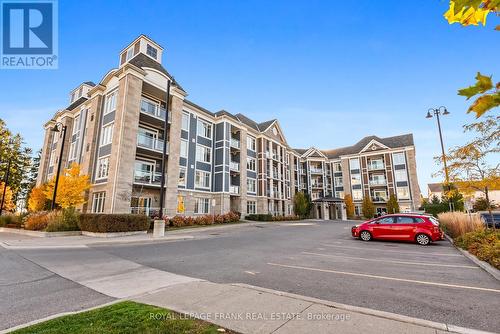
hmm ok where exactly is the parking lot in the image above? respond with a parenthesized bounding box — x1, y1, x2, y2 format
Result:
(90, 219, 500, 332)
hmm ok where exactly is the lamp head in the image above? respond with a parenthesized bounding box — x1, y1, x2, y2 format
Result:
(442, 108, 450, 115)
(50, 126, 60, 132)
(425, 111, 433, 119)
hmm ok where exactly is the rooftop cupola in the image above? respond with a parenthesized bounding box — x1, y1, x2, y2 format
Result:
(119, 35, 163, 67)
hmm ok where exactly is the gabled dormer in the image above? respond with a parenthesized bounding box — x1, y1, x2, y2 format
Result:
(69, 82, 95, 104)
(119, 35, 163, 67)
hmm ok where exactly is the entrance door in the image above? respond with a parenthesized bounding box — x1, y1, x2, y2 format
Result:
(317, 205, 322, 219)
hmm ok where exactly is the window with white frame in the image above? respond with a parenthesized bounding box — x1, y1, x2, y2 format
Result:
(247, 178, 257, 193)
(397, 187, 410, 200)
(334, 162, 342, 172)
(195, 170, 210, 188)
(335, 191, 345, 199)
(69, 141, 78, 161)
(197, 119, 212, 138)
(125, 47, 134, 61)
(92, 192, 106, 213)
(334, 176, 343, 187)
(100, 123, 113, 146)
(247, 136, 256, 151)
(103, 91, 117, 115)
(178, 166, 186, 186)
(194, 198, 210, 214)
(96, 157, 109, 179)
(352, 189, 363, 201)
(146, 44, 157, 59)
(392, 152, 406, 165)
(247, 201, 256, 214)
(246, 157, 256, 172)
(394, 169, 408, 182)
(49, 150, 56, 167)
(196, 144, 211, 163)
(180, 139, 188, 158)
(349, 158, 360, 170)
(181, 112, 189, 131)
(350, 174, 361, 186)
(72, 114, 81, 135)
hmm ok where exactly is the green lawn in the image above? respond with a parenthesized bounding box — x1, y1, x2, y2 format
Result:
(13, 301, 232, 334)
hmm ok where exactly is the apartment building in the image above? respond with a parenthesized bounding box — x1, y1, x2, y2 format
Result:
(36, 35, 421, 219)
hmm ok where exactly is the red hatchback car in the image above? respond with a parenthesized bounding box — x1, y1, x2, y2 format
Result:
(351, 214, 444, 245)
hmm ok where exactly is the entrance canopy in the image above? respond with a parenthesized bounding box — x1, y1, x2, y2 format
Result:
(312, 196, 344, 203)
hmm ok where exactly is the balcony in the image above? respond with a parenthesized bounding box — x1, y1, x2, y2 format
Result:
(310, 167, 323, 174)
(372, 195, 388, 202)
(369, 178, 387, 186)
(230, 161, 240, 172)
(230, 185, 240, 194)
(133, 170, 165, 186)
(368, 161, 385, 171)
(230, 138, 240, 149)
(311, 183, 324, 188)
(137, 133, 169, 153)
(140, 99, 172, 123)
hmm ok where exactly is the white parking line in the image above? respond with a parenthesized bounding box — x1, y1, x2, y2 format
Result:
(267, 263, 500, 293)
(301, 252, 479, 269)
(321, 244, 462, 257)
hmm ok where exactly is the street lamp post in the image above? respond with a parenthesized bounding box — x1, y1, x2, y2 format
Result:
(158, 80, 171, 219)
(50, 122, 67, 210)
(426, 106, 453, 211)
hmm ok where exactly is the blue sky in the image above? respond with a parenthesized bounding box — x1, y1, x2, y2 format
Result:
(0, 0, 498, 193)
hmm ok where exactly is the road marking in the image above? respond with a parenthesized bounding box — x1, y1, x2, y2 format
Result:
(301, 252, 479, 269)
(321, 244, 462, 257)
(267, 263, 500, 293)
(244, 271, 259, 275)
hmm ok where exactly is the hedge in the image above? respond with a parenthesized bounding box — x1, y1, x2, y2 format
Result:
(245, 214, 300, 221)
(78, 214, 150, 233)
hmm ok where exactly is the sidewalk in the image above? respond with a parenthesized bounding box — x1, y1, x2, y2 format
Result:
(3, 241, 491, 334)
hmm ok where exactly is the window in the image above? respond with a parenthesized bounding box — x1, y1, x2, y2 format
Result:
(146, 44, 157, 59)
(396, 216, 415, 224)
(397, 187, 410, 200)
(125, 47, 134, 61)
(335, 191, 344, 199)
(334, 176, 343, 187)
(92, 192, 106, 213)
(352, 189, 363, 201)
(349, 158, 360, 170)
(247, 201, 256, 214)
(69, 141, 78, 161)
(72, 114, 81, 135)
(393, 152, 406, 165)
(196, 144, 211, 163)
(100, 123, 113, 146)
(197, 119, 212, 138)
(247, 136, 256, 151)
(394, 169, 408, 182)
(180, 139, 188, 158)
(49, 150, 56, 167)
(376, 217, 395, 224)
(195, 170, 210, 188)
(350, 174, 361, 186)
(103, 91, 117, 115)
(194, 198, 210, 214)
(372, 190, 387, 201)
(178, 166, 186, 186)
(247, 178, 256, 193)
(181, 112, 189, 131)
(247, 157, 256, 172)
(334, 162, 342, 172)
(96, 157, 109, 179)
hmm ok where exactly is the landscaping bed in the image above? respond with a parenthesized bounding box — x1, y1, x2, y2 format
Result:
(245, 214, 300, 221)
(11, 301, 233, 334)
(162, 211, 241, 228)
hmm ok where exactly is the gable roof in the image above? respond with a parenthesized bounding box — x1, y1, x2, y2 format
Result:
(66, 96, 88, 111)
(258, 119, 277, 132)
(128, 53, 185, 92)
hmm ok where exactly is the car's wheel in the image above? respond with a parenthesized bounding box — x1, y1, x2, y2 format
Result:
(360, 230, 372, 241)
(416, 233, 430, 246)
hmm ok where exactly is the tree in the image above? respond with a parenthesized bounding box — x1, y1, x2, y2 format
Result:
(436, 115, 499, 217)
(473, 197, 498, 211)
(458, 72, 500, 118)
(362, 196, 375, 219)
(0, 181, 14, 212)
(344, 193, 355, 218)
(293, 192, 309, 218)
(28, 185, 49, 212)
(444, 1, 499, 28)
(386, 195, 400, 214)
(44, 163, 90, 209)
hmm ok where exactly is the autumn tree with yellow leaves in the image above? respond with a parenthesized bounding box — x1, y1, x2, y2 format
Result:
(28, 185, 49, 212)
(0, 182, 15, 212)
(43, 163, 90, 209)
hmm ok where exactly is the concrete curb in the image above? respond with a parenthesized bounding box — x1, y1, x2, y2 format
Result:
(231, 283, 496, 334)
(81, 230, 147, 238)
(0, 299, 123, 334)
(445, 234, 500, 282)
(0, 227, 81, 238)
